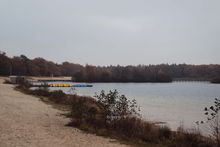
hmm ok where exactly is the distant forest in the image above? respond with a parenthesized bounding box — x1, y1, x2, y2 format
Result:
(1, 51, 220, 82)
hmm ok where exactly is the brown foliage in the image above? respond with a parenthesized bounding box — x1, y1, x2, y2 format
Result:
(2, 52, 220, 82)
(15, 84, 216, 146)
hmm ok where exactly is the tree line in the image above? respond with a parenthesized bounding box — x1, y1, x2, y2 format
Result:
(1, 51, 220, 82)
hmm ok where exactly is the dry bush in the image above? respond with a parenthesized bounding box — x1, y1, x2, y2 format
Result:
(69, 90, 173, 144)
(15, 84, 216, 146)
(169, 126, 215, 147)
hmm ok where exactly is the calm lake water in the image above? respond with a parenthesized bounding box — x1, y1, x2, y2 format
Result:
(33, 81, 220, 135)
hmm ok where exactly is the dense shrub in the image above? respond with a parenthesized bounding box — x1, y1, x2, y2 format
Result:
(32, 89, 51, 97)
(70, 98, 100, 127)
(170, 128, 214, 147)
(50, 90, 66, 103)
(94, 90, 140, 124)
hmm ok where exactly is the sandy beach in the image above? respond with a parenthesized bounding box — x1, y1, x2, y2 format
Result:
(0, 78, 127, 147)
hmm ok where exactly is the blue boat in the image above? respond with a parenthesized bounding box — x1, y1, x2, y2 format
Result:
(73, 84, 93, 87)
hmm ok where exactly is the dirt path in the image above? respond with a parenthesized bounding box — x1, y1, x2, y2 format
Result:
(0, 79, 127, 147)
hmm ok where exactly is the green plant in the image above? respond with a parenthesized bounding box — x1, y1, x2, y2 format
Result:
(94, 89, 140, 125)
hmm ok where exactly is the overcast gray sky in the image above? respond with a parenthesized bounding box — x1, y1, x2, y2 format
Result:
(0, 0, 219, 66)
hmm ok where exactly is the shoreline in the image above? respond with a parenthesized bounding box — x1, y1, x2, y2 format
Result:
(1, 76, 216, 146)
(0, 77, 127, 147)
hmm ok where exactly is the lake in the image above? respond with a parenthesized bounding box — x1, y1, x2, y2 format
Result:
(32, 81, 220, 135)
